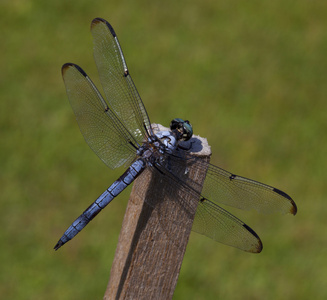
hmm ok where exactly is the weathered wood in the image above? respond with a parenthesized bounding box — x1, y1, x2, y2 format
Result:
(104, 124, 211, 300)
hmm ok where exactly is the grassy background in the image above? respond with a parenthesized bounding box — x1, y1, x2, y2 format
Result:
(1, 0, 326, 299)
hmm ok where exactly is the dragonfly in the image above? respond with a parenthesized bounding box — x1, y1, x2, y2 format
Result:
(54, 18, 297, 253)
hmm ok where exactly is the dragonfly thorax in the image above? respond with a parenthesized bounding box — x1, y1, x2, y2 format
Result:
(154, 131, 177, 152)
(136, 130, 178, 167)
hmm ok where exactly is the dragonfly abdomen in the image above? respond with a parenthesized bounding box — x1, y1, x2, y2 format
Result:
(54, 159, 146, 250)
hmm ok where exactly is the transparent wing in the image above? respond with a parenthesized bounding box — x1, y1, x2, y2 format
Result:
(192, 158, 296, 252)
(62, 63, 137, 169)
(91, 18, 152, 142)
(192, 198, 262, 253)
(164, 152, 296, 215)
(154, 152, 263, 253)
(201, 162, 297, 215)
(154, 150, 297, 252)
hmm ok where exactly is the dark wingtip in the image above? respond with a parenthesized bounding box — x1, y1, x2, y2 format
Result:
(54, 240, 64, 251)
(256, 239, 263, 253)
(91, 17, 104, 27)
(289, 199, 297, 215)
(243, 224, 263, 253)
(61, 63, 87, 78)
(273, 188, 297, 215)
(61, 63, 73, 76)
(273, 188, 292, 200)
(91, 18, 116, 37)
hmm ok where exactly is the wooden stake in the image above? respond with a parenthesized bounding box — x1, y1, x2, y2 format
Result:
(104, 125, 211, 300)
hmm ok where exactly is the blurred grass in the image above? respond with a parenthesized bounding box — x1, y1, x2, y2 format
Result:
(1, 0, 326, 299)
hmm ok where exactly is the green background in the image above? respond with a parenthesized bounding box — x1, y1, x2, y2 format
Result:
(1, 0, 326, 299)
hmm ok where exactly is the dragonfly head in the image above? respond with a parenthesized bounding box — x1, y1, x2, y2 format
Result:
(170, 118, 193, 141)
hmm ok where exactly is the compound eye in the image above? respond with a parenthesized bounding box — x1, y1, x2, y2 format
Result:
(170, 118, 182, 131)
(170, 118, 193, 141)
(182, 120, 193, 141)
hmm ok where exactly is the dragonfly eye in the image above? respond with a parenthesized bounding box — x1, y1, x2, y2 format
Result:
(170, 118, 193, 141)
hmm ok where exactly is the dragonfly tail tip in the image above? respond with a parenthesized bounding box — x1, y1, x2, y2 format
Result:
(54, 240, 64, 251)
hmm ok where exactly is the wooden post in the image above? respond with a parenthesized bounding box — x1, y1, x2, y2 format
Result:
(104, 124, 211, 300)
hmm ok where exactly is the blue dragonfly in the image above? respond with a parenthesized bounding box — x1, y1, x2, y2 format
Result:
(54, 18, 297, 252)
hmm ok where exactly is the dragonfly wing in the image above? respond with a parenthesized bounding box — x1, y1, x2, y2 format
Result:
(62, 63, 137, 169)
(153, 152, 262, 252)
(161, 152, 296, 215)
(201, 162, 297, 215)
(193, 197, 262, 253)
(91, 18, 152, 142)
